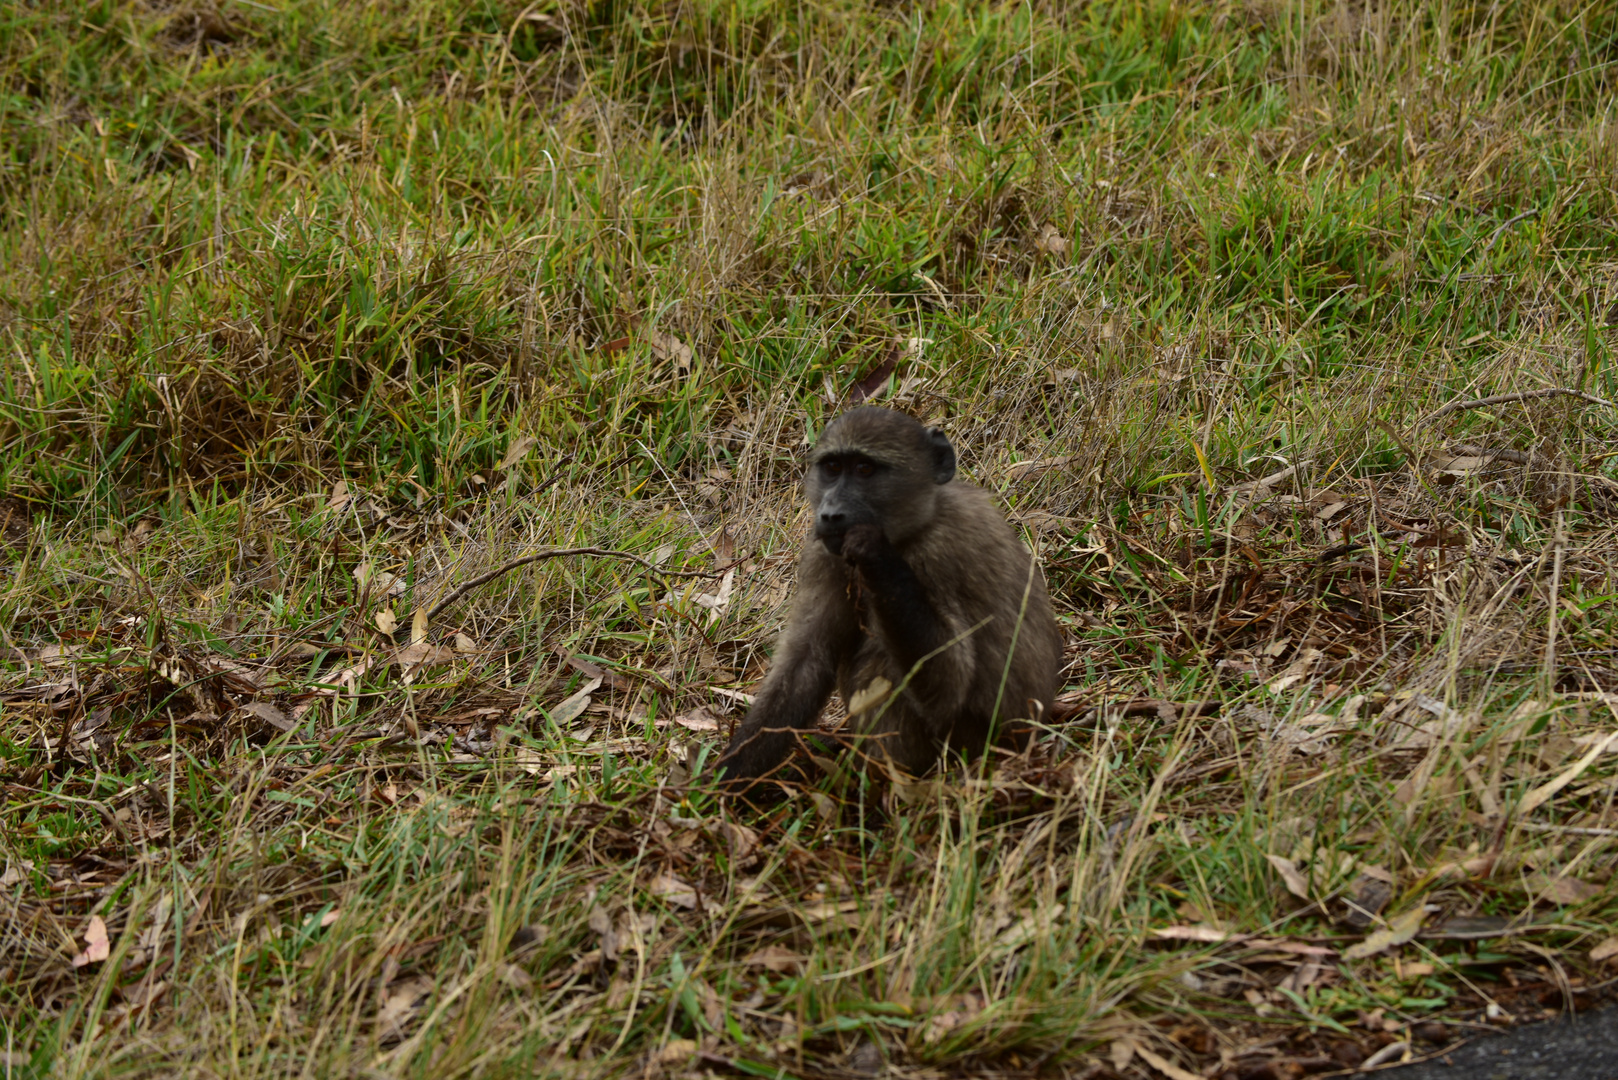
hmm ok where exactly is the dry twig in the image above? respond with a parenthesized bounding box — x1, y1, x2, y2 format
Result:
(425, 547, 715, 623)
(1427, 387, 1615, 421)
(1446, 443, 1538, 466)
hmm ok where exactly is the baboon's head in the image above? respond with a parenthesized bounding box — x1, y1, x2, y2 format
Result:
(806, 407, 956, 554)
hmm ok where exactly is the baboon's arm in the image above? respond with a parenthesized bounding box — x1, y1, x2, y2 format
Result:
(715, 560, 858, 782)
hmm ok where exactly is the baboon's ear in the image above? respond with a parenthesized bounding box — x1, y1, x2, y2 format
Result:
(927, 428, 956, 485)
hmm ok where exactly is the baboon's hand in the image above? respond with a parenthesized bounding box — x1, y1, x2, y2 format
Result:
(839, 523, 887, 567)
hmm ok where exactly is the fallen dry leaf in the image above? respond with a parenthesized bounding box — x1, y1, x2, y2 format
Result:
(664, 706, 720, 733)
(123, 978, 167, 1008)
(1314, 499, 1350, 522)
(396, 641, 457, 678)
(588, 905, 617, 960)
(847, 676, 893, 718)
(375, 975, 433, 1041)
(239, 701, 294, 733)
(647, 329, 695, 375)
(850, 348, 898, 404)
(1150, 925, 1238, 943)
(1519, 731, 1618, 815)
(1278, 960, 1330, 993)
(1245, 939, 1337, 957)
(1590, 935, 1618, 962)
(790, 898, 862, 929)
(649, 872, 699, 910)
(1389, 695, 1473, 750)
(719, 820, 758, 863)
(920, 991, 984, 1044)
(658, 1039, 698, 1066)
(547, 677, 602, 727)
(508, 748, 547, 776)
(1571, 730, 1618, 752)
(496, 434, 538, 471)
(374, 608, 398, 634)
(1393, 746, 1444, 808)
(1267, 721, 1332, 753)
(1134, 1042, 1202, 1080)
(1343, 905, 1428, 960)
(70, 915, 110, 968)
(1034, 222, 1070, 256)
(692, 568, 735, 625)
(36, 644, 82, 667)
(743, 945, 805, 974)
(1109, 1039, 1134, 1070)
(1265, 853, 1312, 900)
(499, 962, 533, 989)
(992, 903, 1065, 955)
(1428, 452, 1493, 477)
(1267, 647, 1324, 694)
(1530, 874, 1603, 905)
(354, 563, 405, 598)
(1362, 1041, 1412, 1069)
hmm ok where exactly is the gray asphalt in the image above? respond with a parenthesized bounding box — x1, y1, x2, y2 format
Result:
(1373, 1008, 1618, 1079)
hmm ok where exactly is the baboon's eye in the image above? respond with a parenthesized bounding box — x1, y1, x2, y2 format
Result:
(822, 460, 843, 477)
(854, 461, 876, 478)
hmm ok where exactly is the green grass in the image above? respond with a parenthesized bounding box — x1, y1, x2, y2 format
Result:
(3, 0, 1618, 1076)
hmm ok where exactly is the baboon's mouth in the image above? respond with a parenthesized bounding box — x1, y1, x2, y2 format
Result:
(814, 527, 847, 556)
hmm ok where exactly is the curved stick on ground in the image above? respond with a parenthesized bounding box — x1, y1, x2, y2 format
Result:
(1427, 387, 1616, 422)
(424, 547, 715, 623)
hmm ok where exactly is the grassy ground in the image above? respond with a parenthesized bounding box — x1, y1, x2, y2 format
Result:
(3, 0, 1618, 1076)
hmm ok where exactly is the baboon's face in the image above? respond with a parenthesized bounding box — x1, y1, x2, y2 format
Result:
(806, 408, 956, 553)
(809, 451, 888, 554)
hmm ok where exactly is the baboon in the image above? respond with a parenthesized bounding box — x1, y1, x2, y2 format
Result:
(715, 407, 1063, 788)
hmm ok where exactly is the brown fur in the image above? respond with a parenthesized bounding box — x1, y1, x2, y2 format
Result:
(716, 407, 1063, 784)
